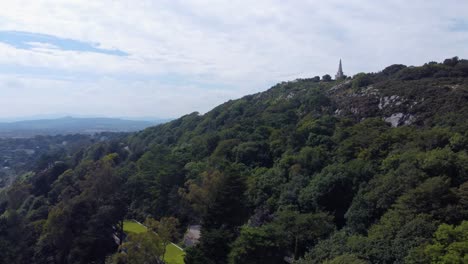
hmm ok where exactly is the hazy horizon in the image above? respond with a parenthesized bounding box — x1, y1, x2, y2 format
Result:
(0, 114, 173, 123)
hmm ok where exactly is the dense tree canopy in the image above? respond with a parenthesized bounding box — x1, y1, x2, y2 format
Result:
(0, 58, 467, 263)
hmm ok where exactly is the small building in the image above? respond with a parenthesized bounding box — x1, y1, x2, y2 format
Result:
(183, 225, 201, 247)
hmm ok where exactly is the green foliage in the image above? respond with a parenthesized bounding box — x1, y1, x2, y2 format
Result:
(394, 58, 468, 81)
(118, 232, 164, 264)
(296, 230, 351, 264)
(33, 157, 127, 263)
(299, 160, 373, 226)
(322, 74, 332, 82)
(406, 221, 468, 263)
(126, 144, 185, 219)
(229, 211, 334, 264)
(228, 225, 283, 264)
(352, 73, 373, 89)
(145, 216, 180, 260)
(323, 254, 369, 264)
(184, 166, 249, 264)
(274, 210, 335, 258)
(382, 64, 407, 76)
(0, 58, 468, 264)
(121, 219, 184, 264)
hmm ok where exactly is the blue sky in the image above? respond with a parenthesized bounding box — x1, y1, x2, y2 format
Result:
(0, 0, 467, 120)
(0, 30, 128, 56)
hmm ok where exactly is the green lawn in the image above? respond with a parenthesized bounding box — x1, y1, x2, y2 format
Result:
(164, 243, 185, 264)
(123, 220, 185, 264)
(123, 220, 147, 234)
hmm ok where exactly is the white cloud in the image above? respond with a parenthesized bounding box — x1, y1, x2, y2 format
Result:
(0, 0, 467, 118)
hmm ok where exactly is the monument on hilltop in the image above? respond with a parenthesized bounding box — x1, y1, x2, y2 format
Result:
(335, 59, 345, 80)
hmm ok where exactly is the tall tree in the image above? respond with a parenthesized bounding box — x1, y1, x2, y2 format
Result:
(145, 216, 180, 260)
(185, 169, 248, 264)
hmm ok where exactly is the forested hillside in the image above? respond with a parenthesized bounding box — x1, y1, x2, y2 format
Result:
(0, 133, 125, 189)
(1, 57, 468, 264)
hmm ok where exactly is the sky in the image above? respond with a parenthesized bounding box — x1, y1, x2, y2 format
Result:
(0, 0, 467, 120)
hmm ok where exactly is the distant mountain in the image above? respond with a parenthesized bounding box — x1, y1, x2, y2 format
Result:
(0, 116, 168, 138)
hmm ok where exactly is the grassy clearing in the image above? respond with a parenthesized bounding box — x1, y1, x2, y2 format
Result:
(164, 243, 185, 264)
(123, 220, 147, 234)
(123, 220, 185, 264)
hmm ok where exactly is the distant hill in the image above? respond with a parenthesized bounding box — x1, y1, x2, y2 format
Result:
(0, 116, 168, 137)
(1, 58, 468, 263)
